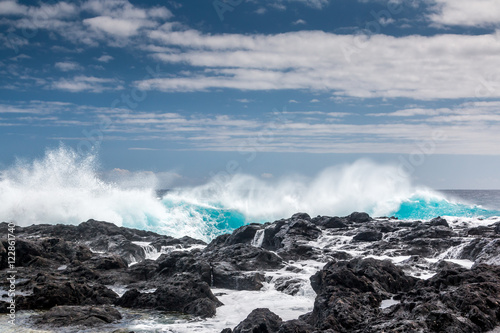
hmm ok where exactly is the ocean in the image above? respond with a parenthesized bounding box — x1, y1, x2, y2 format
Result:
(1, 147, 500, 333)
(0, 146, 499, 242)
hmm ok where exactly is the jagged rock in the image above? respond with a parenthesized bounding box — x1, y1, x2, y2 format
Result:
(353, 230, 383, 242)
(156, 250, 211, 283)
(401, 225, 457, 241)
(224, 224, 264, 246)
(232, 308, 283, 333)
(428, 216, 449, 228)
(116, 273, 222, 318)
(313, 216, 348, 229)
(212, 264, 266, 290)
(460, 238, 500, 265)
(4, 212, 500, 332)
(127, 259, 159, 281)
(347, 212, 372, 223)
(204, 243, 284, 271)
(33, 305, 122, 327)
(150, 235, 206, 251)
(307, 258, 417, 332)
(278, 319, 314, 333)
(18, 279, 118, 310)
(91, 255, 127, 270)
(274, 276, 307, 296)
(255, 216, 323, 260)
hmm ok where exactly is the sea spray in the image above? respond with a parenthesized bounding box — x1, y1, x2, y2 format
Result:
(1, 145, 498, 243)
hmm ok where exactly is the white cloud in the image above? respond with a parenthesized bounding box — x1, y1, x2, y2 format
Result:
(51, 75, 123, 93)
(255, 7, 267, 14)
(428, 0, 500, 27)
(1, 0, 172, 47)
(293, 19, 307, 25)
(282, 0, 330, 9)
(95, 108, 500, 155)
(84, 16, 143, 37)
(310, 99, 320, 103)
(3, 100, 500, 155)
(55, 61, 82, 71)
(96, 55, 114, 63)
(139, 29, 500, 100)
(0, 0, 27, 15)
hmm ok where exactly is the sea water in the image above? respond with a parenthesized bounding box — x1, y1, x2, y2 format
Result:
(0, 146, 499, 332)
(0, 146, 498, 242)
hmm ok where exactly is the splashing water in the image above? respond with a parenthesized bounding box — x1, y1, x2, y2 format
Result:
(0, 146, 498, 242)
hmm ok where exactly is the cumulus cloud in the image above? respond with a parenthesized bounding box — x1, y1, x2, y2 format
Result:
(51, 75, 123, 93)
(55, 61, 82, 71)
(428, 0, 500, 27)
(96, 55, 113, 63)
(138, 28, 500, 100)
(0, 0, 172, 46)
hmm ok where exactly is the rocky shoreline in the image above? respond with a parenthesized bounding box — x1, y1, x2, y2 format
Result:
(1, 212, 500, 332)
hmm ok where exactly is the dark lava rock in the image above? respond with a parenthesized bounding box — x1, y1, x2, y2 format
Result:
(307, 258, 417, 332)
(255, 215, 322, 260)
(291, 212, 311, 221)
(150, 235, 206, 250)
(429, 216, 449, 228)
(204, 244, 284, 272)
(116, 273, 222, 318)
(33, 305, 122, 327)
(274, 277, 307, 296)
(315, 216, 348, 229)
(402, 225, 457, 241)
(223, 224, 264, 246)
(305, 258, 500, 333)
(460, 238, 500, 265)
(156, 250, 211, 283)
(347, 212, 372, 223)
(353, 230, 383, 242)
(91, 255, 127, 270)
(211, 262, 266, 290)
(232, 308, 283, 333)
(278, 319, 314, 333)
(467, 226, 493, 236)
(19, 279, 118, 310)
(377, 264, 500, 333)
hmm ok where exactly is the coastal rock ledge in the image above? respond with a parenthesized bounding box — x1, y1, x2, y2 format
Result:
(0, 212, 500, 332)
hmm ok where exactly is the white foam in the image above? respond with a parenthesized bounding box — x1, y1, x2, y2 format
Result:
(380, 297, 400, 309)
(251, 229, 266, 247)
(165, 159, 421, 222)
(132, 241, 162, 261)
(152, 287, 315, 333)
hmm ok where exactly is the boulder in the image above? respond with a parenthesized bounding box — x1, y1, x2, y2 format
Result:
(232, 308, 283, 333)
(33, 305, 121, 327)
(347, 212, 372, 223)
(116, 273, 222, 318)
(353, 230, 382, 242)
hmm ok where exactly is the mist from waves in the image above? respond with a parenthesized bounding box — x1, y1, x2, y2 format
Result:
(1, 145, 498, 242)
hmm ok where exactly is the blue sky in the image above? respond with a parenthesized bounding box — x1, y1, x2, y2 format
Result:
(1, 0, 500, 189)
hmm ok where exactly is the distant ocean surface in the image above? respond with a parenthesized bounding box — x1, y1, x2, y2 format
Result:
(0, 147, 499, 242)
(439, 190, 500, 211)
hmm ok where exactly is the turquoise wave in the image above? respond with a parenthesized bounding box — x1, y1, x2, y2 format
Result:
(161, 193, 500, 238)
(161, 199, 248, 239)
(392, 195, 500, 220)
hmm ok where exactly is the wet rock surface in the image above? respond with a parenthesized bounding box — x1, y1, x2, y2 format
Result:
(33, 305, 122, 327)
(0, 212, 500, 332)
